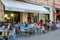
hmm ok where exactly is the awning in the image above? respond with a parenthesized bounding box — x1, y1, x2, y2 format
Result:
(1, 0, 49, 14)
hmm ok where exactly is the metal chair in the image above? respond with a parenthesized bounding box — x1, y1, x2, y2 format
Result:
(8, 28, 16, 40)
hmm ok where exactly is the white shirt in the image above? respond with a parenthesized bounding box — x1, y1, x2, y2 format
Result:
(9, 28, 15, 35)
(2, 25, 5, 30)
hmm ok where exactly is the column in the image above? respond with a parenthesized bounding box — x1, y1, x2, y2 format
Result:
(20, 12, 28, 22)
(20, 12, 23, 22)
(53, 10, 56, 22)
(50, 7, 53, 22)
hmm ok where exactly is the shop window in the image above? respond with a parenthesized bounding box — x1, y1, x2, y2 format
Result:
(4, 11, 20, 23)
(14, 12, 20, 23)
(33, 16, 38, 23)
(45, 14, 49, 20)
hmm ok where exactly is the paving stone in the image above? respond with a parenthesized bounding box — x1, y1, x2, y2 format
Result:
(16, 29, 60, 40)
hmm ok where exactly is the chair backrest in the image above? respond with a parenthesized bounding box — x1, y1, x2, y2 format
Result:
(9, 28, 15, 35)
(2, 30, 8, 36)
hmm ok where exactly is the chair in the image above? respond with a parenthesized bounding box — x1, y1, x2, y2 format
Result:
(2, 30, 8, 37)
(8, 28, 16, 40)
(20, 27, 26, 35)
(0, 29, 8, 40)
(27, 25, 35, 35)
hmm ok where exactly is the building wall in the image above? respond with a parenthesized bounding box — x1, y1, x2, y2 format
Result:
(48, 0, 53, 6)
(35, 0, 60, 8)
(36, 0, 45, 5)
(0, 0, 4, 20)
(36, 0, 53, 6)
(53, 0, 60, 8)
(7, 0, 60, 8)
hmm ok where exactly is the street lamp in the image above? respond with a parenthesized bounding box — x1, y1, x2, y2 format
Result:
(10, 14, 14, 17)
(4, 14, 9, 21)
(4, 14, 8, 18)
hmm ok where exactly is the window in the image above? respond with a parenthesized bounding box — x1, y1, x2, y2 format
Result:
(45, 0, 48, 4)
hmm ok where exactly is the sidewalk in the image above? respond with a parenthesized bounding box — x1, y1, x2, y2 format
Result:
(16, 29, 60, 40)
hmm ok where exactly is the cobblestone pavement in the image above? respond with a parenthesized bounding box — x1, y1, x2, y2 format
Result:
(16, 29, 60, 40)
